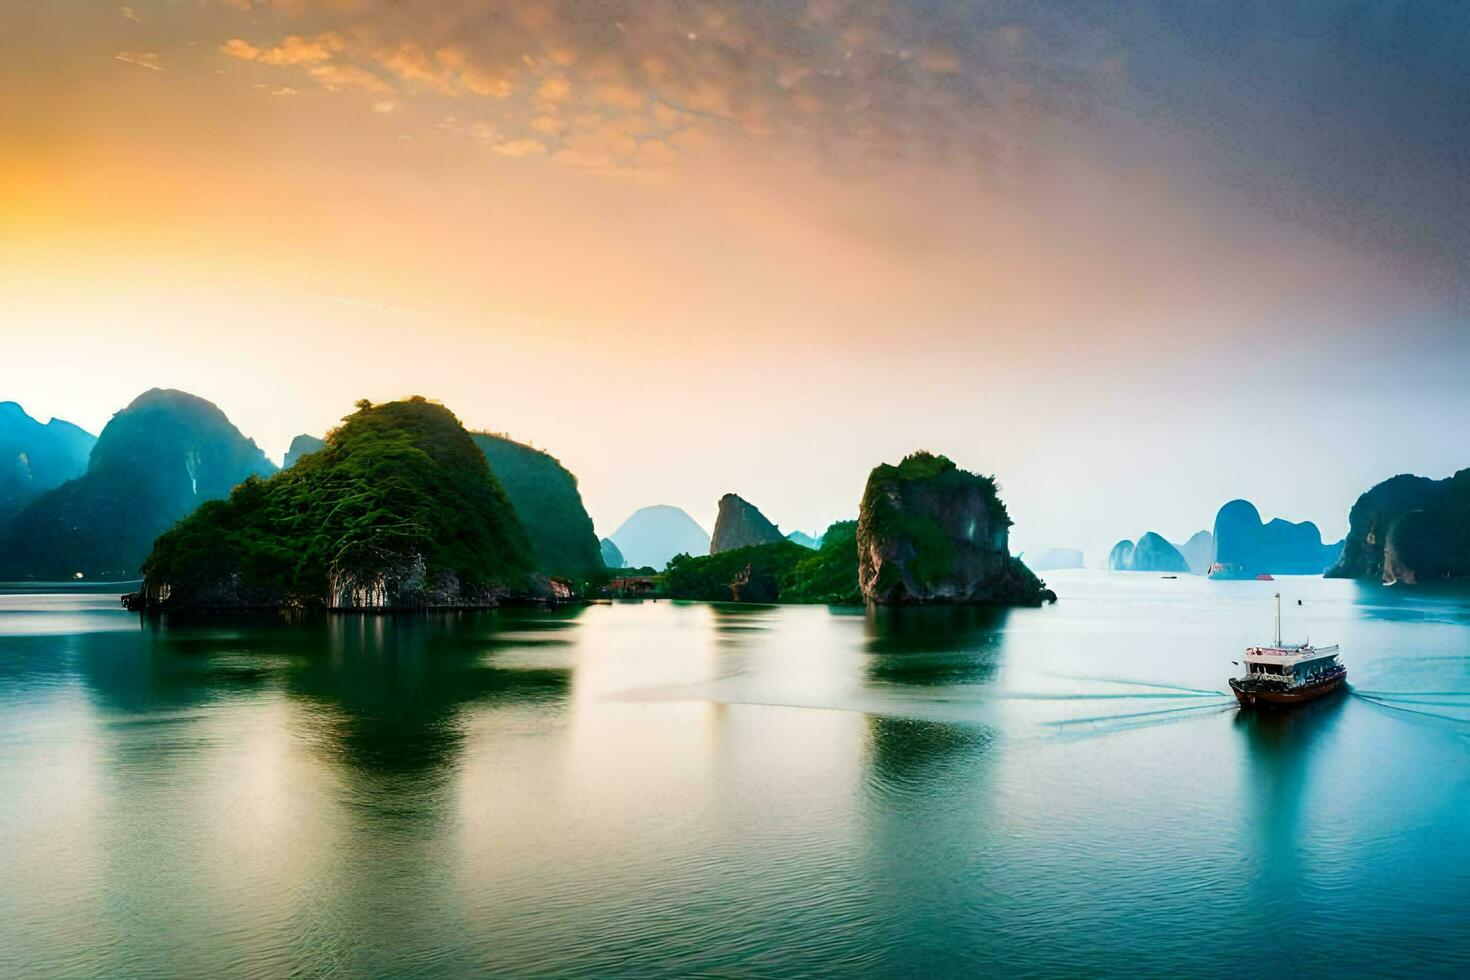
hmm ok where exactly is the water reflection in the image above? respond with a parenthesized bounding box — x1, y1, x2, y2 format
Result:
(286, 614, 572, 776)
(1349, 579, 1470, 625)
(862, 605, 1009, 687)
(5, 580, 1470, 976)
(70, 611, 575, 778)
(864, 714, 993, 801)
(1233, 692, 1349, 903)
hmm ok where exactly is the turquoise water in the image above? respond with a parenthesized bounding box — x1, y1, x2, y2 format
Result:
(1, 571, 1467, 977)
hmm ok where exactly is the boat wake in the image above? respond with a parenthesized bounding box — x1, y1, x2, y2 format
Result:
(1039, 699, 1237, 739)
(1042, 673, 1226, 696)
(1350, 690, 1470, 730)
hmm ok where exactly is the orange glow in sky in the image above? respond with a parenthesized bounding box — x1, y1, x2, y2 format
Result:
(4, 1, 1466, 560)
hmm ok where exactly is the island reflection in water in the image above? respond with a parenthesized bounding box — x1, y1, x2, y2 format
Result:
(1, 571, 1468, 977)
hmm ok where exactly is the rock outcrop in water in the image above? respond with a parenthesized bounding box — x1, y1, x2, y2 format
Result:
(1210, 499, 1342, 578)
(0, 389, 274, 581)
(472, 433, 603, 582)
(856, 451, 1049, 606)
(1327, 469, 1470, 584)
(709, 493, 784, 554)
(140, 397, 536, 610)
(0, 401, 95, 524)
(607, 505, 710, 570)
(1108, 532, 1189, 573)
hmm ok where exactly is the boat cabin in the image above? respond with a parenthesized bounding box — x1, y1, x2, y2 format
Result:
(1242, 644, 1342, 686)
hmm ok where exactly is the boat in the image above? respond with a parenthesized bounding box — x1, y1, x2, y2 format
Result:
(1229, 592, 1345, 709)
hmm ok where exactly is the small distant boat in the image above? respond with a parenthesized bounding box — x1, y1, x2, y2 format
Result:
(1229, 593, 1345, 709)
(1161, 575, 1178, 579)
(1255, 573, 1274, 581)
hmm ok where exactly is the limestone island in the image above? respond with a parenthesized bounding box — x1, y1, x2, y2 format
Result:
(132, 397, 552, 611)
(857, 451, 1054, 606)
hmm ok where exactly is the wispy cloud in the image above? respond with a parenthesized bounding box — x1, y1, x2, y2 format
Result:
(210, 0, 1102, 176)
(118, 6, 141, 23)
(115, 51, 163, 71)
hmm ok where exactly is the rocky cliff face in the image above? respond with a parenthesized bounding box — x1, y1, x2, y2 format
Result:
(1131, 532, 1190, 572)
(1212, 499, 1341, 577)
(1328, 470, 1470, 583)
(1107, 539, 1135, 571)
(709, 493, 785, 554)
(599, 537, 625, 569)
(283, 433, 326, 468)
(1108, 533, 1189, 572)
(856, 451, 1049, 606)
(0, 402, 95, 524)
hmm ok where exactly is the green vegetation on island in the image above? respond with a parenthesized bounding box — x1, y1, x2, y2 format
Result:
(471, 432, 605, 583)
(857, 451, 1048, 606)
(663, 540, 810, 602)
(141, 397, 535, 609)
(661, 520, 862, 604)
(780, 520, 861, 603)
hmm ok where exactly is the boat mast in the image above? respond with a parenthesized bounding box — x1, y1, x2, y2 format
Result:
(1274, 592, 1281, 647)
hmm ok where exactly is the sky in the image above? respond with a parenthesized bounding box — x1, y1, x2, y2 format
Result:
(3, 0, 1468, 563)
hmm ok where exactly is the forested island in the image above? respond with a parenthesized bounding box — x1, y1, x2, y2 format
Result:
(13, 383, 1463, 614)
(1329, 469, 1470, 583)
(139, 398, 547, 610)
(127, 407, 1053, 612)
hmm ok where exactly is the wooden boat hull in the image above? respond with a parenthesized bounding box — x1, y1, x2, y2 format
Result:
(1230, 673, 1346, 709)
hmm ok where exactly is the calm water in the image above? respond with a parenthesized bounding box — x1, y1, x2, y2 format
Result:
(2, 572, 1468, 978)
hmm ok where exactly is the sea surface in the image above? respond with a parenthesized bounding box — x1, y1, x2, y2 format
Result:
(2, 571, 1468, 978)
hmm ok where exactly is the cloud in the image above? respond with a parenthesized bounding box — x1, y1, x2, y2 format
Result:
(219, 38, 261, 60)
(225, 32, 345, 67)
(307, 62, 391, 93)
(115, 51, 163, 71)
(192, 0, 1468, 297)
(492, 138, 548, 158)
(118, 6, 141, 23)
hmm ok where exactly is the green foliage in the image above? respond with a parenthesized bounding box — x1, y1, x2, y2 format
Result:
(662, 541, 810, 602)
(143, 397, 534, 606)
(780, 520, 862, 604)
(471, 433, 605, 585)
(660, 522, 863, 605)
(859, 451, 1001, 593)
